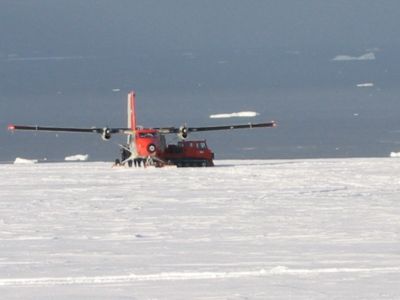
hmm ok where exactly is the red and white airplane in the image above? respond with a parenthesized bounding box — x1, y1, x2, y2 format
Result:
(8, 91, 276, 167)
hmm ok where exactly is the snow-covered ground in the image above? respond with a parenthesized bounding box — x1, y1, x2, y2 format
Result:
(0, 158, 399, 299)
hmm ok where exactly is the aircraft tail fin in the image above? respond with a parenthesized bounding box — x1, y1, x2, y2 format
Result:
(127, 91, 136, 130)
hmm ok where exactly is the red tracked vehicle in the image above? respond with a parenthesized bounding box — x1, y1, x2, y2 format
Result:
(161, 140, 214, 167)
(8, 91, 276, 167)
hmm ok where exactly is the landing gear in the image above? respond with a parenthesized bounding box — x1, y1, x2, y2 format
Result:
(112, 158, 121, 167)
(133, 158, 143, 168)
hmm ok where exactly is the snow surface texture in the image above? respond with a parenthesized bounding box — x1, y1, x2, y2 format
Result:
(0, 159, 399, 299)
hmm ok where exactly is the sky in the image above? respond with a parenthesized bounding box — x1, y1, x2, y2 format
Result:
(1, 1, 400, 161)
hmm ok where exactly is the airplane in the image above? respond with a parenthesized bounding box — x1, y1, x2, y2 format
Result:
(8, 91, 277, 167)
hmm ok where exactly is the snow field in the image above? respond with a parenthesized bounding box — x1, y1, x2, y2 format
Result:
(0, 159, 399, 299)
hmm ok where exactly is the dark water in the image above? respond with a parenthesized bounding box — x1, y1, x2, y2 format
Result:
(1, 48, 400, 161)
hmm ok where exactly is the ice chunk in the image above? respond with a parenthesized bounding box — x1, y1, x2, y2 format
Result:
(357, 83, 374, 87)
(332, 52, 376, 61)
(210, 111, 259, 119)
(65, 154, 89, 161)
(390, 152, 400, 158)
(14, 157, 38, 164)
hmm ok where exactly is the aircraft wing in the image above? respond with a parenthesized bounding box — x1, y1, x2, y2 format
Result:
(8, 120, 276, 138)
(7, 124, 131, 139)
(187, 121, 276, 132)
(156, 121, 276, 134)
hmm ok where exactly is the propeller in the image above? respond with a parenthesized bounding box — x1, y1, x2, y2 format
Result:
(101, 127, 112, 140)
(178, 125, 188, 140)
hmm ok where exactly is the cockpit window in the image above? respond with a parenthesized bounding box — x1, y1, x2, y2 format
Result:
(139, 132, 156, 138)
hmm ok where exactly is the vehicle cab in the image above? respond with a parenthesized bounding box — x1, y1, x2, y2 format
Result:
(161, 140, 214, 167)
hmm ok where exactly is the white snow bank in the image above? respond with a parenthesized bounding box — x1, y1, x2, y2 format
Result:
(333, 52, 375, 61)
(390, 152, 400, 158)
(357, 82, 374, 87)
(210, 111, 259, 119)
(65, 154, 89, 161)
(13, 157, 38, 164)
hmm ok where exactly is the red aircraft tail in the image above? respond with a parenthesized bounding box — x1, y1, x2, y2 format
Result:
(127, 91, 136, 130)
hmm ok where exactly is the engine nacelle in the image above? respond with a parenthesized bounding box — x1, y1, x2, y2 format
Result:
(101, 127, 112, 140)
(178, 125, 188, 140)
